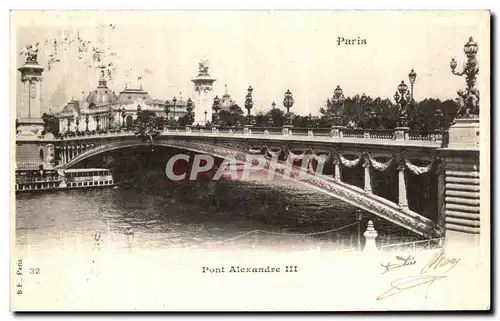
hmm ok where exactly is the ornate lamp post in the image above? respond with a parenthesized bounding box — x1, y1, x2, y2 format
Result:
(244, 86, 254, 126)
(369, 110, 377, 129)
(186, 98, 194, 125)
(164, 101, 171, 120)
(172, 97, 177, 122)
(212, 95, 221, 126)
(408, 69, 417, 101)
(434, 108, 444, 130)
(85, 114, 89, 132)
(283, 89, 294, 126)
(204, 110, 207, 124)
(450, 36, 480, 118)
(121, 107, 126, 128)
(75, 116, 80, 133)
(331, 85, 345, 127)
(394, 80, 411, 127)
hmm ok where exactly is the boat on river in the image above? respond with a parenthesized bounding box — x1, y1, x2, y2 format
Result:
(15, 168, 116, 193)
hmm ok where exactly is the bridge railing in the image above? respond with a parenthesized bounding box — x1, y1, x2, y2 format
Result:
(48, 126, 442, 145)
(408, 130, 443, 142)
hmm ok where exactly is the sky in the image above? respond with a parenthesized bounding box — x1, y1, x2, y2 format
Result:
(11, 10, 490, 116)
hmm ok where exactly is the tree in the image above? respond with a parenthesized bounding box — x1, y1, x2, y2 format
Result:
(133, 110, 159, 143)
(252, 111, 266, 127)
(265, 108, 285, 127)
(155, 116, 166, 129)
(291, 114, 309, 127)
(409, 98, 458, 130)
(218, 104, 245, 126)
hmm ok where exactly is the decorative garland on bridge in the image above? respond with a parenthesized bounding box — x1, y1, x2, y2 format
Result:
(339, 154, 362, 168)
(404, 158, 436, 175)
(286, 149, 311, 162)
(368, 154, 394, 172)
(306, 152, 331, 173)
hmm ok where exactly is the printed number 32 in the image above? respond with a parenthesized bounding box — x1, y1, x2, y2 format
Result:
(29, 268, 40, 274)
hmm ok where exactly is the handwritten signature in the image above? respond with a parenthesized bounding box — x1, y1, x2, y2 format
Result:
(381, 255, 416, 275)
(377, 249, 461, 300)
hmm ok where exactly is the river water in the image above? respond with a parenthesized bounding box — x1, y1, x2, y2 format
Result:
(15, 177, 418, 253)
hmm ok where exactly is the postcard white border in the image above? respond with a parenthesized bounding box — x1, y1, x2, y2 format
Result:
(2, 0, 498, 319)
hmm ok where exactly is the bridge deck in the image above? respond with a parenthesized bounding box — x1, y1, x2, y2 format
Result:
(19, 128, 442, 149)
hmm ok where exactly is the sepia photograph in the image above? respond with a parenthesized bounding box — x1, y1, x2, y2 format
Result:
(9, 10, 490, 311)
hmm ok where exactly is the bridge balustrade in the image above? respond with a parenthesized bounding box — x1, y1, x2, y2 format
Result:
(342, 129, 365, 139)
(42, 126, 442, 147)
(408, 130, 442, 142)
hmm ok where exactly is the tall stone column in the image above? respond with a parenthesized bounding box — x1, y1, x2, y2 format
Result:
(363, 155, 372, 193)
(17, 54, 45, 138)
(191, 60, 216, 126)
(397, 157, 409, 210)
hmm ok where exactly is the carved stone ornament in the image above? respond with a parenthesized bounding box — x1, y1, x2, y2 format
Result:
(29, 81, 37, 99)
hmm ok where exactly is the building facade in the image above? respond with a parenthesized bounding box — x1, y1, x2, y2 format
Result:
(56, 74, 189, 134)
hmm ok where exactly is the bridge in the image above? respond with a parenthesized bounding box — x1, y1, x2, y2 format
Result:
(16, 124, 482, 242)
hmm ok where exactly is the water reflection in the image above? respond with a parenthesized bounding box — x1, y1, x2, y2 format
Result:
(16, 179, 419, 253)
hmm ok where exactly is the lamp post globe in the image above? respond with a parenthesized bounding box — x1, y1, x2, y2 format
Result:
(397, 81, 408, 95)
(450, 58, 458, 72)
(283, 89, 294, 114)
(408, 69, 417, 101)
(408, 69, 417, 85)
(283, 89, 294, 126)
(450, 36, 480, 118)
(464, 37, 479, 57)
(334, 85, 343, 98)
(244, 86, 254, 125)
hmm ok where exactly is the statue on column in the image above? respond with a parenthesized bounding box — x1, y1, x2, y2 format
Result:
(20, 42, 39, 64)
(198, 59, 210, 76)
(455, 88, 480, 119)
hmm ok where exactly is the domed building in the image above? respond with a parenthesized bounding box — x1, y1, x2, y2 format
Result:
(56, 74, 189, 133)
(219, 85, 236, 111)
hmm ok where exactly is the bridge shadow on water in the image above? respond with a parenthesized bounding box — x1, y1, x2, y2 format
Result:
(25, 145, 434, 251)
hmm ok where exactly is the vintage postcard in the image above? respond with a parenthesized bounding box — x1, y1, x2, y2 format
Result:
(10, 10, 490, 311)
